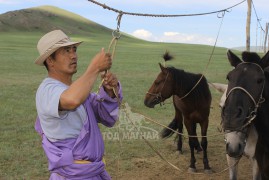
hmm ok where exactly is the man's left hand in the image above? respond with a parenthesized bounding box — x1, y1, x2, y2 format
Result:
(101, 72, 119, 98)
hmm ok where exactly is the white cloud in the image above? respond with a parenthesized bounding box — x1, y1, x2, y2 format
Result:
(131, 29, 215, 45)
(161, 32, 215, 45)
(164, 32, 179, 36)
(132, 29, 154, 40)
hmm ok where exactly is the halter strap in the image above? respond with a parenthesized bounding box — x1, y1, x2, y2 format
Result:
(225, 87, 258, 106)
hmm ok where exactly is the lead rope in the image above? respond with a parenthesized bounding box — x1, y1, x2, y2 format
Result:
(94, 13, 123, 179)
(96, 12, 122, 98)
(112, 13, 123, 180)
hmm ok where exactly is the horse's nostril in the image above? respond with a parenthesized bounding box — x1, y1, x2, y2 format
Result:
(236, 107, 243, 118)
(238, 143, 242, 151)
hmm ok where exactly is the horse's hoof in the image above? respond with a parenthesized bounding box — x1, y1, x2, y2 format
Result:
(178, 150, 183, 154)
(188, 167, 197, 173)
(204, 169, 213, 174)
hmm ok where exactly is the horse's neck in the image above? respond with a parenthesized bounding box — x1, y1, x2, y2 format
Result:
(255, 84, 269, 144)
(173, 75, 188, 97)
(173, 74, 198, 98)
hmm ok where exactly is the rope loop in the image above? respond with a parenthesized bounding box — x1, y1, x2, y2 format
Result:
(217, 10, 226, 18)
(112, 30, 121, 39)
(116, 12, 123, 30)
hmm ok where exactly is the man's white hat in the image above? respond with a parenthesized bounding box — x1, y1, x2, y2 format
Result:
(35, 30, 82, 66)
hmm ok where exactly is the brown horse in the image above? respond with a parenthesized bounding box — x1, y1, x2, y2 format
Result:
(144, 52, 212, 173)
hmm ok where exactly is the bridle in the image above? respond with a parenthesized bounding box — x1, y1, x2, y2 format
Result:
(146, 69, 204, 106)
(146, 72, 170, 106)
(223, 62, 265, 132)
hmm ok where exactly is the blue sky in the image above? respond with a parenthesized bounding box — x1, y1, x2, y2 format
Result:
(0, 0, 268, 48)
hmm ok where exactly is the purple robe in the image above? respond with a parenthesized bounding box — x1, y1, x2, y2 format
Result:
(35, 85, 122, 180)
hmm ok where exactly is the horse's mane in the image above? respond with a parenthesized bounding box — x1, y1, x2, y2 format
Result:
(242, 51, 262, 64)
(166, 66, 210, 101)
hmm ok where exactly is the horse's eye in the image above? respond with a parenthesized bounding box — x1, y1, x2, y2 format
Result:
(257, 78, 263, 84)
(154, 81, 160, 85)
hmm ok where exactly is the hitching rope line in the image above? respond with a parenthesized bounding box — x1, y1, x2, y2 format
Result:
(88, 0, 246, 17)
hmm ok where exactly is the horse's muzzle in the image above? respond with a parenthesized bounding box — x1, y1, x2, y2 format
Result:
(144, 99, 155, 108)
(225, 131, 246, 158)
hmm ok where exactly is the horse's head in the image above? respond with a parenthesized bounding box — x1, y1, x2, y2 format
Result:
(144, 63, 174, 108)
(222, 50, 269, 158)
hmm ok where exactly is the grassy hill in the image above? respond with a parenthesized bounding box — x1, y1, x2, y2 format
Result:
(0, 5, 112, 35)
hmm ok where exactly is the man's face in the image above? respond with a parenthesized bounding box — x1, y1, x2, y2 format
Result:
(51, 45, 78, 75)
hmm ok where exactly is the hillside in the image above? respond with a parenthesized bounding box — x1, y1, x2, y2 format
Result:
(0, 5, 112, 36)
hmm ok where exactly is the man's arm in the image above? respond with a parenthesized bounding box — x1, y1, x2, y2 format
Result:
(59, 48, 112, 110)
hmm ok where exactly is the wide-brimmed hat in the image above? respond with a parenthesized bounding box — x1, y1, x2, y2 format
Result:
(35, 30, 82, 66)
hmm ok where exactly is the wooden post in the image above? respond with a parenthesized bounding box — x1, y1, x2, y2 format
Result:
(264, 23, 269, 53)
(246, 0, 252, 51)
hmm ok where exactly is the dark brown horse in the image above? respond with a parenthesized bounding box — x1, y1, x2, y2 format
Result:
(144, 52, 212, 173)
(221, 50, 269, 180)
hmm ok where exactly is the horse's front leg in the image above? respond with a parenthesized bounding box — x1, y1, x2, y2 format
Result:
(200, 122, 212, 173)
(244, 124, 260, 180)
(250, 158, 261, 180)
(201, 136, 212, 173)
(191, 123, 202, 153)
(188, 136, 197, 173)
(177, 120, 183, 154)
(226, 155, 239, 180)
(185, 120, 197, 172)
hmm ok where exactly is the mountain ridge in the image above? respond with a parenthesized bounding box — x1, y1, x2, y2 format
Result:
(0, 5, 112, 36)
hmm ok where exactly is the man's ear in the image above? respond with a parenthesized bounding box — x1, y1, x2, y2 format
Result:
(46, 57, 54, 66)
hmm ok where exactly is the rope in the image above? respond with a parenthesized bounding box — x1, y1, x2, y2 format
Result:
(251, 0, 265, 32)
(88, 0, 246, 18)
(176, 10, 226, 100)
(122, 103, 183, 172)
(122, 103, 241, 176)
(96, 12, 122, 97)
(131, 108, 223, 138)
(96, 37, 119, 95)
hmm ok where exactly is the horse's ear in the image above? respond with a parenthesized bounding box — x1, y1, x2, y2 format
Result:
(227, 50, 242, 67)
(261, 51, 269, 68)
(159, 63, 167, 72)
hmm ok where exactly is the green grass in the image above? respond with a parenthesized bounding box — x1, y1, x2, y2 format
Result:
(0, 30, 239, 179)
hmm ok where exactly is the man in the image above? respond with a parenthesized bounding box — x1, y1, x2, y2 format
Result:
(34, 30, 122, 180)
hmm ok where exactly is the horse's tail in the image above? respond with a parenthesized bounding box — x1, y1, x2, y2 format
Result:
(160, 118, 178, 138)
